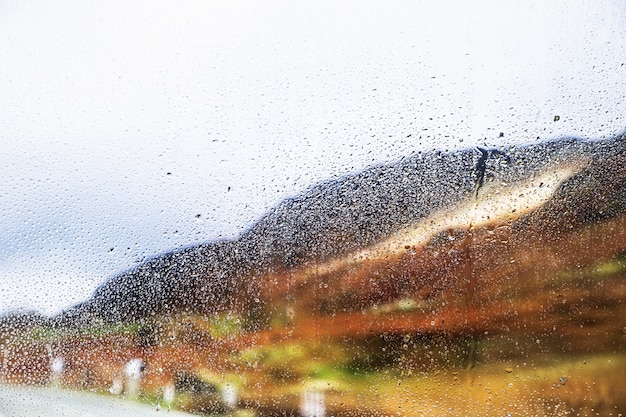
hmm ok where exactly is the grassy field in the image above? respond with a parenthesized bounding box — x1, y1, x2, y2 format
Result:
(2, 213, 626, 416)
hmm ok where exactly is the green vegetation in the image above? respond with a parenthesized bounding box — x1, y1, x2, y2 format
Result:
(556, 252, 626, 283)
(208, 315, 243, 340)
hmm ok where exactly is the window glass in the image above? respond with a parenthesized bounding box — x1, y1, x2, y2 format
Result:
(1, 1, 626, 415)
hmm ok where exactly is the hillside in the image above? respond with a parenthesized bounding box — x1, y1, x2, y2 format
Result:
(3, 133, 626, 416)
(55, 135, 625, 325)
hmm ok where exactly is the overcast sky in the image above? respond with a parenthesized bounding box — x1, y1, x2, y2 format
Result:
(1, 0, 625, 316)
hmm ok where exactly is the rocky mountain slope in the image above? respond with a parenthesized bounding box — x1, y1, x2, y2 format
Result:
(55, 133, 626, 326)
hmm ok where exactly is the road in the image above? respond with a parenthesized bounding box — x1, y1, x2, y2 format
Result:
(0, 385, 195, 417)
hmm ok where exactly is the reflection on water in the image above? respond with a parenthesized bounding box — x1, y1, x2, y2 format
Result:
(1, 137, 626, 416)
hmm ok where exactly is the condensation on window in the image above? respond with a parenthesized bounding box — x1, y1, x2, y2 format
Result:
(1, 1, 626, 416)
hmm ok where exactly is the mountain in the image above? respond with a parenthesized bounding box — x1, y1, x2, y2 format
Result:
(55, 133, 626, 326)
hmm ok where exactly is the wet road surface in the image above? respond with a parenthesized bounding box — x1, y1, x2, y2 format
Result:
(0, 385, 194, 417)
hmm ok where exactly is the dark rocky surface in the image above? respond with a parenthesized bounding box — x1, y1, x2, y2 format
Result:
(52, 134, 626, 325)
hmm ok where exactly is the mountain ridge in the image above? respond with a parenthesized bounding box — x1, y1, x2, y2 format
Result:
(53, 133, 626, 326)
